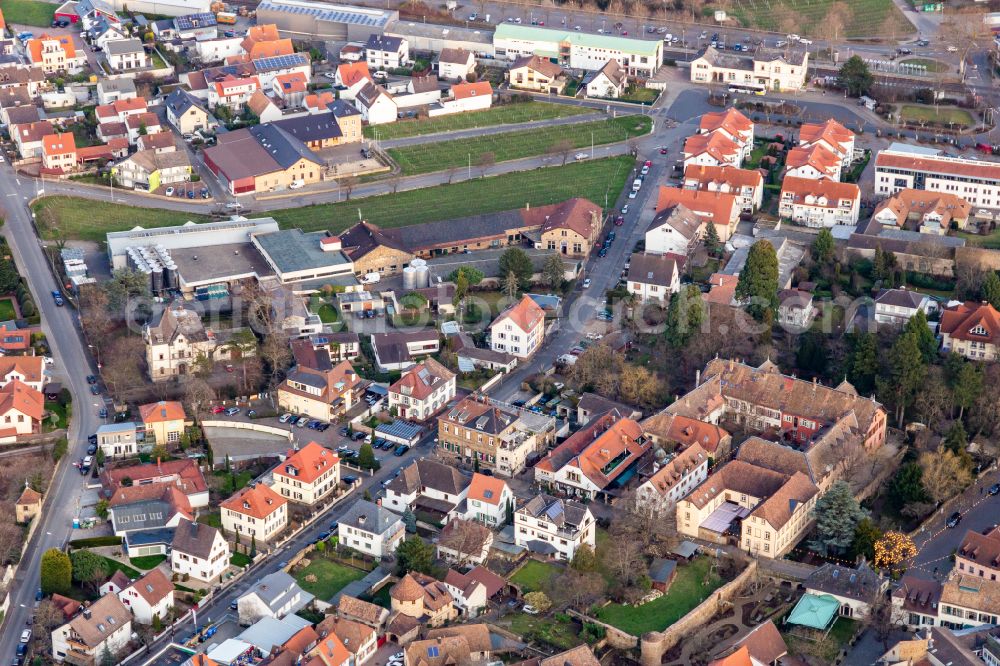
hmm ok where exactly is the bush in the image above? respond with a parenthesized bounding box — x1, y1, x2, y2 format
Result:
(580, 623, 606, 643)
(68, 536, 122, 548)
(51, 437, 68, 462)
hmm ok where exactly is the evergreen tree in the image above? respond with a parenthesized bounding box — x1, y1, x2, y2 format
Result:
(982, 272, 1000, 309)
(249, 535, 256, 559)
(498, 247, 534, 290)
(541, 254, 566, 290)
(40, 548, 72, 595)
(395, 535, 435, 575)
(952, 361, 983, 420)
(402, 508, 417, 533)
(837, 55, 874, 97)
(903, 310, 938, 363)
(851, 518, 884, 561)
(873, 246, 898, 284)
(735, 240, 779, 321)
(812, 227, 835, 263)
(878, 330, 927, 427)
(664, 285, 705, 348)
(702, 222, 721, 258)
(944, 421, 969, 457)
(357, 443, 378, 471)
(811, 481, 868, 555)
(889, 462, 930, 510)
(796, 330, 828, 378)
(99, 645, 115, 666)
(848, 331, 879, 395)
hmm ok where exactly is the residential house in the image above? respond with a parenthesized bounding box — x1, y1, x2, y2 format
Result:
(292, 334, 361, 366)
(117, 567, 174, 625)
(105, 39, 150, 71)
(277, 359, 361, 422)
(872, 189, 971, 234)
(683, 131, 742, 169)
(171, 518, 230, 582)
(144, 300, 249, 380)
(710, 621, 788, 666)
(240, 24, 294, 61)
(203, 123, 325, 195)
(643, 204, 702, 257)
(336, 595, 390, 633)
(627, 252, 681, 302)
(388, 358, 456, 422)
(337, 499, 405, 558)
(956, 525, 1000, 581)
(940, 301, 1000, 361)
(676, 440, 820, 558)
(655, 186, 741, 242)
(365, 34, 408, 69)
(508, 55, 564, 93)
(335, 62, 373, 101)
(316, 616, 377, 666)
(13, 120, 55, 159)
(97, 78, 137, 105)
(95, 422, 139, 459)
(437, 396, 520, 471)
(699, 108, 754, 160)
(776, 288, 816, 331)
(0, 379, 44, 438)
(221, 483, 289, 543)
(441, 567, 503, 618)
(370, 331, 440, 372)
(101, 458, 209, 509)
(93, 24, 127, 50)
(514, 493, 595, 561)
(892, 575, 943, 630)
(635, 442, 710, 515)
(124, 112, 162, 144)
(42, 133, 77, 173)
(489, 295, 546, 359)
(51, 593, 132, 664)
(874, 288, 936, 327)
(438, 81, 493, 113)
(689, 45, 808, 92)
(799, 118, 856, 170)
(463, 473, 513, 527)
(437, 48, 475, 81)
(383, 458, 469, 520)
(209, 74, 261, 110)
(0, 357, 44, 392)
(95, 97, 149, 124)
(778, 176, 861, 227)
(272, 72, 308, 107)
(0, 64, 46, 97)
(785, 143, 843, 181)
(138, 401, 186, 446)
(304, 91, 336, 113)
(639, 411, 731, 456)
(273, 106, 361, 148)
(137, 131, 177, 153)
(15, 485, 42, 524)
(238, 570, 315, 626)
(271, 441, 341, 505)
(164, 89, 211, 134)
(112, 149, 191, 191)
(437, 518, 493, 565)
(27, 34, 86, 74)
(805, 560, 888, 619)
(308, 632, 352, 666)
(247, 90, 283, 123)
(683, 164, 763, 214)
(390, 573, 458, 629)
(584, 58, 627, 98)
(407, 625, 493, 666)
(535, 197, 603, 258)
(535, 414, 651, 499)
(354, 82, 397, 125)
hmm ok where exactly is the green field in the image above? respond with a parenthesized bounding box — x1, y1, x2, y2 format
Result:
(129, 555, 167, 570)
(594, 556, 723, 635)
(387, 116, 652, 176)
(727, 0, 912, 39)
(900, 58, 951, 73)
(294, 558, 367, 601)
(898, 104, 975, 128)
(34, 157, 633, 241)
(362, 102, 590, 140)
(0, 298, 17, 321)
(3, 0, 57, 27)
(509, 559, 562, 593)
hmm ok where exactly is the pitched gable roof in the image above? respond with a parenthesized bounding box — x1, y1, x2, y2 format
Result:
(511, 54, 562, 78)
(685, 131, 740, 163)
(123, 566, 174, 606)
(642, 442, 708, 499)
(467, 473, 507, 506)
(785, 143, 841, 175)
(389, 358, 455, 402)
(139, 400, 185, 423)
(780, 176, 860, 209)
(491, 295, 545, 334)
(699, 108, 753, 138)
(221, 482, 287, 519)
(274, 441, 340, 484)
(171, 517, 221, 559)
(451, 81, 492, 100)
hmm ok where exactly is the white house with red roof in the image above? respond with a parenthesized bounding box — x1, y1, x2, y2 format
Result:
(271, 441, 340, 505)
(0, 379, 44, 439)
(535, 414, 652, 500)
(635, 442, 709, 515)
(388, 358, 456, 421)
(430, 81, 493, 115)
(209, 74, 261, 110)
(698, 108, 754, 160)
(335, 62, 373, 101)
(118, 567, 174, 624)
(683, 131, 741, 169)
(683, 164, 763, 213)
(940, 301, 1000, 361)
(785, 143, 843, 181)
(221, 482, 289, 542)
(778, 176, 860, 227)
(462, 473, 513, 527)
(799, 119, 856, 170)
(489, 295, 546, 359)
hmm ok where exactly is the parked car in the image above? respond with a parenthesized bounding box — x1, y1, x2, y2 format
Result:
(211, 405, 226, 414)
(990, 483, 1000, 496)
(224, 407, 240, 416)
(88, 434, 97, 445)
(229, 600, 238, 610)
(946, 511, 963, 528)
(19, 630, 31, 644)
(165, 187, 174, 196)
(201, 188, 210, 199)
(339, 427, 350, 436)
(582, 278, 591, 288)
(598, 248, 607, 257)
(394, 444, 410, 456)
(352, 431, 366, 441)
(621, 204, 630, 215)
(51, 290, 64, 306)
(90, 384, 100, 395)
(279, 413, 293, 423)
(523, 604, 540, 615)
(574, 152, 589, 160)
(342, 475, 358, 485)
(295, 416, 308, 427)
(86, 375, 97, 384)
(86, 443, 97, 455)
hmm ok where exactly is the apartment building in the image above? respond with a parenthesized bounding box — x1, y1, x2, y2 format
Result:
(51, 594, 132, 663)
(683, 164, 763, 213)
(221, 483, 289, 542)
(514, 493, 595, 561)
(437, 396, 519, 471)
(144, 301, 248, 381)
(690, 45, 808, 91)
(171, 518, 230, 582)
(277, 359, 361, 422)
(655, 186, 741, 242)
(778, 176, 861, 227)
(874, 144, 1000, 210)
(27, 34, 86, 74)
(799, 119, 856, 170)
(635, 442, 710, 515)
(388, 358, 456, 421)
(940, 302, 1000, 361)
(271, 441, 340, 505)
(489, 295, 546, 359)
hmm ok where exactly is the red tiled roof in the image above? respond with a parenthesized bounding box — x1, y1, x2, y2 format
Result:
(699, 108, 753, 138)
(656, 187, 739, 226)
(337, 62, 372, 88)
(274, 441, 340, 484)
(683, 164, 762, 191)
(875, 150, 1000, 182)
(685, 131, 739, 164)
(43, 132, 76, 156)
(779, 176, 860, 209)
(785, 143, 840, 176)
(451, 81, 492, 100)
(467, 473, 507, 506)
(220, 483, 287, 519)
(491, 295, 545, 334)
(389, 358, 455, 402)
(799, 118, 853, 153)
(940, 301, 1000, 346)
(139, 401, 185, 423)
(536, 415, 650, 490)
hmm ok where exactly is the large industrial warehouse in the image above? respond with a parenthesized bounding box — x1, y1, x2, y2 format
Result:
(254, 0, 397, 41)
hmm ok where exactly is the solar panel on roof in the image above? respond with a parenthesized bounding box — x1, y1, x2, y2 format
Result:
(545, 502, 563, 521)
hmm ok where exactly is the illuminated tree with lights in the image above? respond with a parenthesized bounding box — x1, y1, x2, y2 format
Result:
(874, 531, 917, 577)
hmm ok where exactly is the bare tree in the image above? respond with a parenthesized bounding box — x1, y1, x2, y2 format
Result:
(33, 600, 65, 654)
(551, 139, 574, 166)
(183, 378, 215, 418)
(476, 151, 495, 178)
(438, 518, 489, 567)
(102, 336, 147, 398)
(919, 447, 972, 504)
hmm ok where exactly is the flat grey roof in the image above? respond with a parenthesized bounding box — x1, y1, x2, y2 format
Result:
(386, 20, 493, 45)
(169, 242, 275, 287)
(253, 229, 351, 274)
(257, 0, 395, 28)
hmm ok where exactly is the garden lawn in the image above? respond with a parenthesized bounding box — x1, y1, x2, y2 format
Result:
(0, 298, 17, 321)
(294, 558, 367, 601)
(785, 617, 858, 663)
(507, 613, 582, 650)
(387, 116, 652, 176)
(900, 58, 950, 73)
(129, 555, 167, 570)
(230, 552, 252, 567)
(960, 229, 1000, 249)
(100, 556, 141, 580)
(362, 102, 590, 139)
(726, 0, 911, 39)
(198, 511, 222, 529)
(3, 0, 58, 27)
(510, 559, 562, 593)
(594, 556, 723, 635)
(34, 157, 633, 240)
(898, 105, 975, 128)
(45, 400, 69, 430)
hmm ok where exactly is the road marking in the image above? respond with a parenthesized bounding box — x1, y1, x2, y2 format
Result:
(15, 179, 20, 186)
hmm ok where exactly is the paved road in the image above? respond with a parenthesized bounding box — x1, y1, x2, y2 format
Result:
(0, 159, 103, 659)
